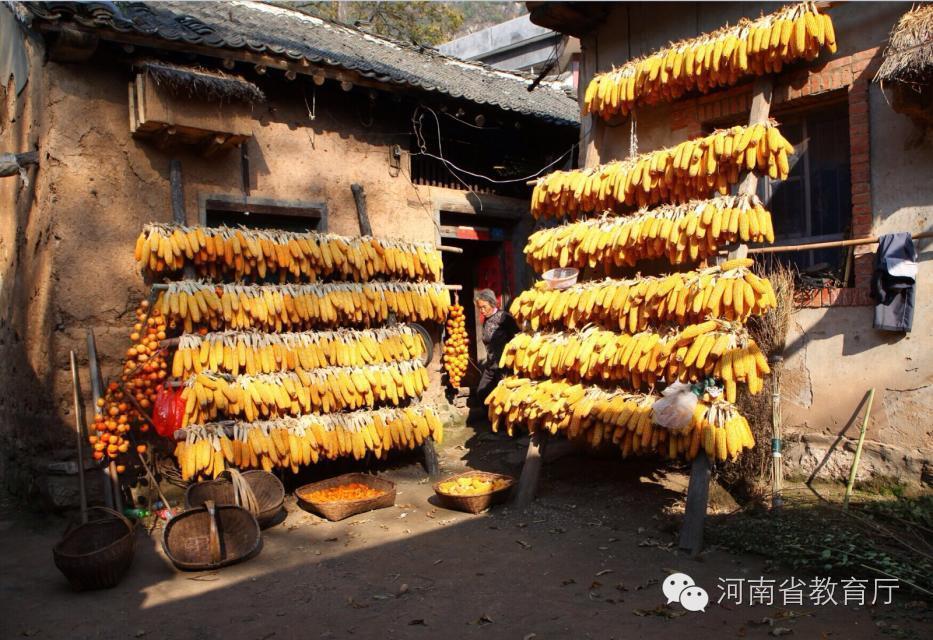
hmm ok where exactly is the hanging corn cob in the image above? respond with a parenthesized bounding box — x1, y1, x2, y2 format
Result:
(135, 223, 443, 283)
(510, 259, 775, 332)
(530, 122, 792, 218)
(172, 326, 426, 378)
(182, 358, 429, 425)
(442, 303, 469, 388)
(583, 2, 837, 120)
(157, 280, 450, 332)
(486, 376, 754, 462)
(174, 405, 445, 479)
(525, 194, 773, 272)
(500, 320, 770, 396)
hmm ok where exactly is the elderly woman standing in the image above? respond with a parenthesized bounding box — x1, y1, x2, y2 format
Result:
(474, 288, 519, 400)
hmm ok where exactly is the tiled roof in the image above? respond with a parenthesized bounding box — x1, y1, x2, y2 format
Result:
(19, 1, 580, 125)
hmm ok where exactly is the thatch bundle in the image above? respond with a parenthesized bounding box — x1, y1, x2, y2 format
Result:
(876, 3, 933, 88)
(137, 60, 266, 103)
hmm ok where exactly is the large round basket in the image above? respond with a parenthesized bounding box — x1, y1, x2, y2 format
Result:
(53, 507, 136, 590)
(162, 500, 261, 571)
(296, 473, 396, 522)
(433, 471, 515, 514)
(185, 469, 285, 529)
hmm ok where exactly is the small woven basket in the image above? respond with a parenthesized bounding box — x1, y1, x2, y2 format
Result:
(185, 469, 285, 529)
(162, 500, 261, 571)
(433, 471, 515, 514)
(53, 507, 136, 590)
(296, 473, 396, 521)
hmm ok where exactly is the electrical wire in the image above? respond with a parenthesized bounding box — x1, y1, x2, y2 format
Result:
(411, 105, 578, 185)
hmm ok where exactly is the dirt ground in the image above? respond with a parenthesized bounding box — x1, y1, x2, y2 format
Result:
(0, 421, 929, 640)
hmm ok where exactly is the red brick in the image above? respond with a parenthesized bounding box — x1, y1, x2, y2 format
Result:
(852, 181, 871, 195)
(850, 111, 869, 127)
(849, 100, 869, 115)
(796, 290, 822, 308)
(851, 167, 870, 183)
(823, 288, 841, 307)
(836, 288, 855, 306)
(850, 141, 869, 156)
(852, 213, 873, 230)
(811, 74, 824, 94)
(851, 193, 870, 207)
(850, 153, 870, 165)
(852, 204, 872, 216)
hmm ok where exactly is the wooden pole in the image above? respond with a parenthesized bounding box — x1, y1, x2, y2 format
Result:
(69, 351, 89, 523)
(770, 355, 784, 510)
(350, 184, 373, 236)
(678, 450, 712, 555)
(87, 330, 122, 512)
(422, 436, 440, 479)
(169, 159, 185, 224)
(843, 388, 875, 510)
(515, 431, 548, 508)
(724, 230, 933, 255)
(681, 74, 773, 554)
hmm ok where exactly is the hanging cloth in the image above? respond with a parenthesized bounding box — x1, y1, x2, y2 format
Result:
(871, 232, 918, 332)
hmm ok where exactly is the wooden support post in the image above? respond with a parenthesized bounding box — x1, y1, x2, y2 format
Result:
(350, 184, 373, 236)
(422, 436, 440, 479)
(169, 159, 185, 224)
(678, 450, 712, 555)
(681, 74, 774, 553)
(515, 431, 548, 508)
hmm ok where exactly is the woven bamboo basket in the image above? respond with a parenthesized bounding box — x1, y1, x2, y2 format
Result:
(53, 507, 136, 590)
(185, 469, 285, 528)
(162, 500, 261, 571)
(433, 471, 515, 514)
(296, 473, 396, 521)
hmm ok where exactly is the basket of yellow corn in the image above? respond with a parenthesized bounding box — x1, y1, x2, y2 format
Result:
(433, 471, 514, 514)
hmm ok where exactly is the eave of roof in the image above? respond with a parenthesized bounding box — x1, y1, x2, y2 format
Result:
(18, 1, 580, 126)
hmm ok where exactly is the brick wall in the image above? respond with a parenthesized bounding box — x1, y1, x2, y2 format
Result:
(669, 48, 884, 309)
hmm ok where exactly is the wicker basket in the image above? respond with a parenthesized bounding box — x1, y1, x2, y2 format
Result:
(185, 469, 285, 528)
(433, 471, 515, 514)
(53, 507, 136, 590)
(162, 500, 261, 571)
(296, 473, 396, 521)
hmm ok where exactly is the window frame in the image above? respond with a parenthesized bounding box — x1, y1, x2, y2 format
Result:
(197, 193, 329, 230)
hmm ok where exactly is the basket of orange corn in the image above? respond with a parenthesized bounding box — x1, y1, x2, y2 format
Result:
(296, 473, 396, 521)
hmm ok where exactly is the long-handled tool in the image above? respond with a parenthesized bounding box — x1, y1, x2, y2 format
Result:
(843, 388, 875, 510)
(69, 351, 89, 524)
(87, 329, 123, 512)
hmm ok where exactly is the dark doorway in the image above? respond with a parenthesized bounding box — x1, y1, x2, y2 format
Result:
(439, 211, 519, 392)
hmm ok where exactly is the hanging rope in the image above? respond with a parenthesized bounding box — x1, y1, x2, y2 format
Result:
(629, 108, 639, 159)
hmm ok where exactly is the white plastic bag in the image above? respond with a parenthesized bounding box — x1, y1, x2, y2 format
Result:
(651, 381, 698, 431)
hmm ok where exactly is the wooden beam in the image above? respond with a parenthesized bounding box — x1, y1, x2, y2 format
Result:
(351, 184, 373, 236)
(169, 159, 186, 224)
(204, 197, 324, 218)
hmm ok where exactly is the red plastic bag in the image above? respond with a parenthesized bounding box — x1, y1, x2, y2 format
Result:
(152, 385, 184, 438)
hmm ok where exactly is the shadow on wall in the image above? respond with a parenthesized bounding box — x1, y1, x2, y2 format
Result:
(782, 246, 932, 362)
